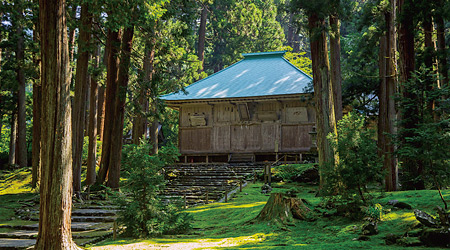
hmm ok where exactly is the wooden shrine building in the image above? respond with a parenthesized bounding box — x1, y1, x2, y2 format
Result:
(161, 51, 316, 163)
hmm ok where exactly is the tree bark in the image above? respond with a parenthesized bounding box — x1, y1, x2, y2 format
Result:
(397, 0, 423, 190)
(132, 45, 151, 145)
(435, 0, 448, 88)
(86, 45, 100, 187)
(97, 28, 121, 185)
(378, 1, 398, 192)
(255, 193, 311, 224)
(329, 13, 343, 121)
(32, 0, 41, 189)
(8, 112, 17, 166)
(35, 0, 78, 248)
(16, 12, 27, 168)
(197, 4, 207, 73)
(72, 3, 92, 198)
(423, 10, 435, 115)
(106, 26, 134, 189)
(97, 85, 106, 141)
(308, 13, 337, 187)
(68, 5, 77, 63)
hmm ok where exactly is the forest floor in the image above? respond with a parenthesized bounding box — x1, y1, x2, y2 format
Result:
(0, 167, 449, 249)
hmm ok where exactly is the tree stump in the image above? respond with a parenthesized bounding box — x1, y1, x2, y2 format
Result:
(255, 193, 311, 225)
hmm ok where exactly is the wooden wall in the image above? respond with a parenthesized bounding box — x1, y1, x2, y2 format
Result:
(178, 98, 315, 154)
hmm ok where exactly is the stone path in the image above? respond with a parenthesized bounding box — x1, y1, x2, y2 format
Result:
(0, 202, 117, 249)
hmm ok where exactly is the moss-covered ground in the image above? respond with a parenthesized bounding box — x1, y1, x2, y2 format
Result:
(1, 168, 449, 249)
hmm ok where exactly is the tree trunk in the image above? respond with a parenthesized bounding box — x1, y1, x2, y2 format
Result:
(329, 13, 343, 121)
(106, 26, 134, 189)
(132, 43, 154, 145)
(435, 0, 448, 88)
(97, 28, 121, 185)
(8, 112, 17, 166)
(150, 100, 159, 155)
(68, 5, 77, 63)
(16, 14, 27, 168)
(423, 10, 435, 113)
(397, 0, 423, 190)
(86, 45, 100, 187)
(72, 3, 92, 198)
(32, 1, 41, 189)
(287, 13, 295, 49)
(378, 1, 398, 192)
(197, 4, 207, 73)
(255, 193, 311, 224)
(308, 13, 337, 187)
(35, 0, 78, 248)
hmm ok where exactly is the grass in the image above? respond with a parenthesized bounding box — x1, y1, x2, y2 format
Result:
(89, 182, 449, 249)
(1, 167, 449, 249)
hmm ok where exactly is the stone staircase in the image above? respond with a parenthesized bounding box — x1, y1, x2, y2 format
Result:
(163, 163, 263, 206)
(0, 201, 117, 249)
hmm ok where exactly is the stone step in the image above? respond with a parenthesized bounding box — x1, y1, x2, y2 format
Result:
(72, 209, 117, 217)
(0, 231, 37, 239)
(0, 238, 36, 249)
(71, 216, 116, 223)
(0, 222, 110, 232)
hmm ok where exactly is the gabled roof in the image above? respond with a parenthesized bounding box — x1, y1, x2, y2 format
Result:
(161, 51, 312, 102)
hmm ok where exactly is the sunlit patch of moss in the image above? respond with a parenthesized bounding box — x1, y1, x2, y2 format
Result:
(0, 168, 34, 195)
(91, 233, 272, 249)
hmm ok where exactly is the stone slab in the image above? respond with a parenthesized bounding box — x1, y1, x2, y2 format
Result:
(0, 231, 37, 239)
(72, 209, 117, 216)
(0, 238, 36, 249)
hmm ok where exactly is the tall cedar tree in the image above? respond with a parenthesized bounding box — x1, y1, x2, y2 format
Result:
(86, 45, 100, 188)
(435, 0, 448, 88)
(15, 4, 27, 168)
(97, 29, 121, 186)
(35, 0, 78, 248)
(308, 13, 337, 186)
(198, 2, 208, 73)
(107, 26, 134, 188)
(397, 0, 424, 189)
(378, 0, 398, 191)
(72, 3, 92, 197)
(32, 0, 41, 188)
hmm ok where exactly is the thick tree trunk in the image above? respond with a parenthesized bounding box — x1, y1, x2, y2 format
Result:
(68, 5, 77, 63)
(32, 2, 41, 189)
(308, 13, 337, 187)
(397, 0, 423, 190)
(97, 29, 121, 185)
(378, 1, 398, 192)
(197, 4, 207, 73)
(106, 26, 134, 189)
(8, 112, 17, 166)
(132, 43, 154, 145)
(287, 13, 295, 49)
(329, 14, 343, 121)
(97, 85, 106, 141)
(35, 0, 78, 248)
(16, 18, 27, 168)
(86, 46, 100, 187)
(72, 3, 92, 198)
(435, 1, 448, 88)
(423, 11, 434, 114)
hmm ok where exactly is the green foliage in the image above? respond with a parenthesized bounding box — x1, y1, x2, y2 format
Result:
(272, 163, 316, 182)
(117, 142, 191, 237)
(282, 46, 312, 76)
(81, 136, 102, 165)
(324, 111, 383, 203)
(363, 203, 383, 222)
(395, 69, 450, 189)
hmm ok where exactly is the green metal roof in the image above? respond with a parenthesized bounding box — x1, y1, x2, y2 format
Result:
(161, 51, 312, 102)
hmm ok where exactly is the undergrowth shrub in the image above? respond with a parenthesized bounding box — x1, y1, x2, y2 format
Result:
(117, 141, 192, 237)
(323, 111, 383, 209)
(272, 164, 317, 182)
